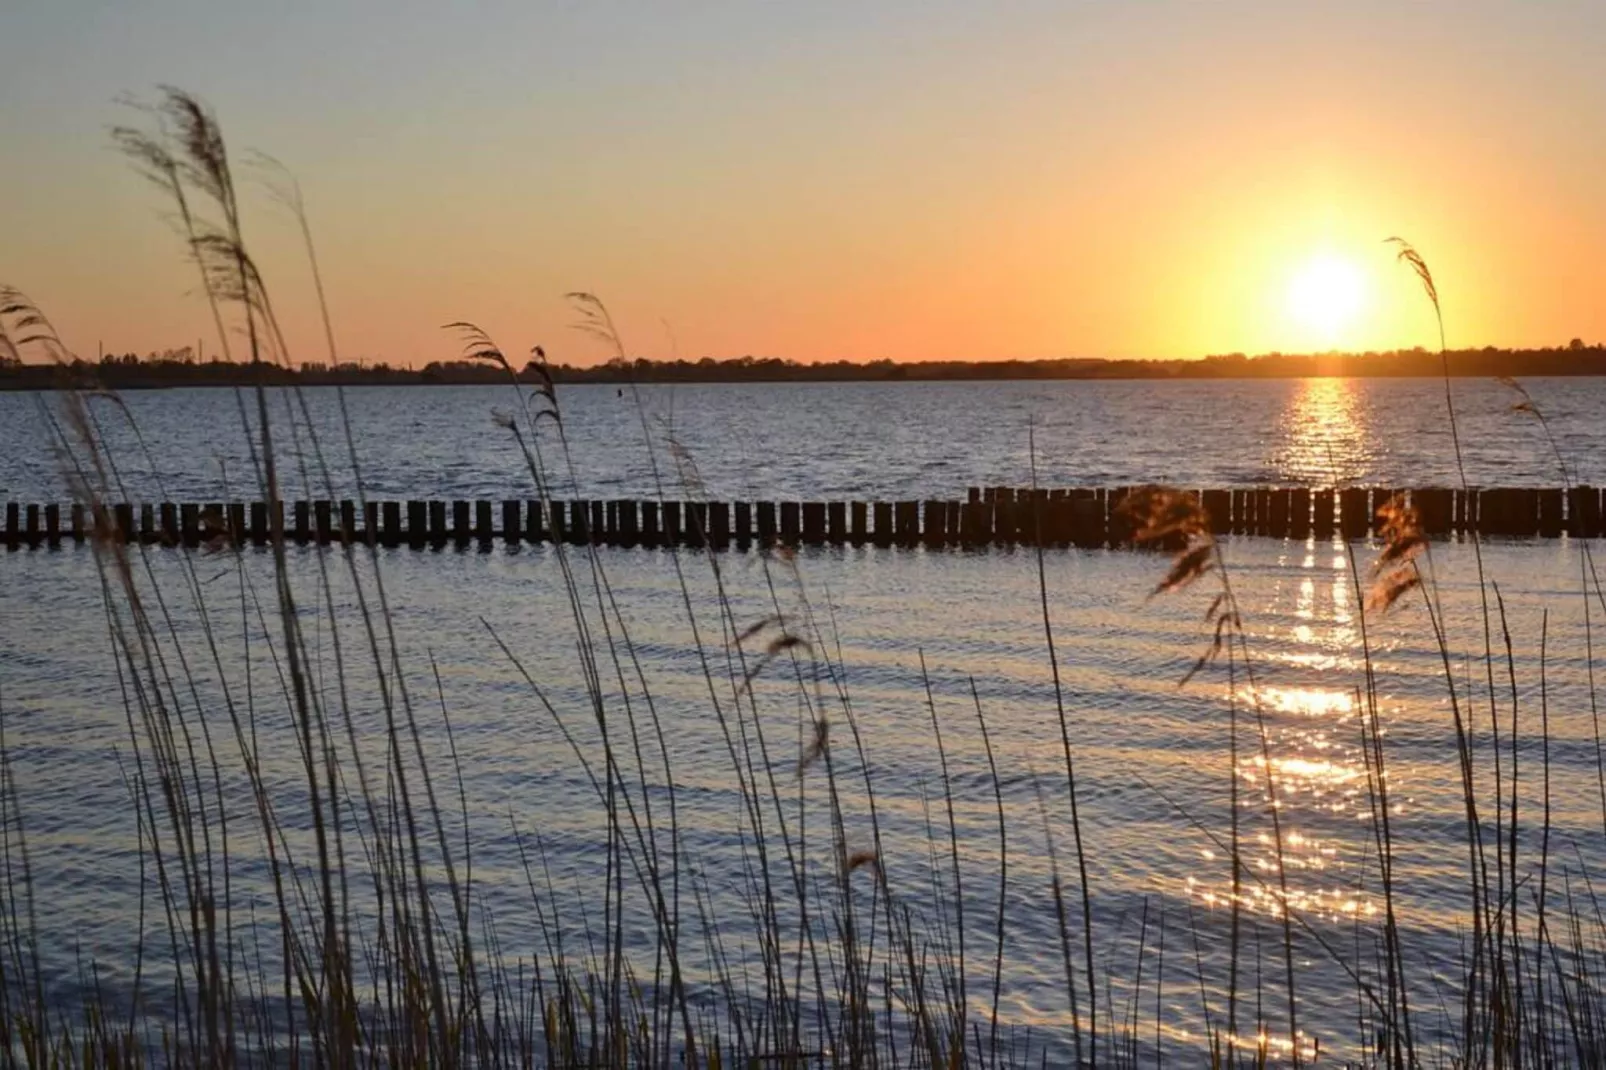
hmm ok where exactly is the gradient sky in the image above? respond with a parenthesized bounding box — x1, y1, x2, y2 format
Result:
(3, 1, 1604, 367)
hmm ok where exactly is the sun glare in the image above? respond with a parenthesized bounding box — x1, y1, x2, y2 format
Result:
(1285, 253, 1367, 344)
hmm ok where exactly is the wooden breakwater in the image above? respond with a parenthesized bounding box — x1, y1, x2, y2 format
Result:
(3, 486, 1602, 552)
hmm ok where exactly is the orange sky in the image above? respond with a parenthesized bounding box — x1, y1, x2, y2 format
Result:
(3, 2, 1603, 367)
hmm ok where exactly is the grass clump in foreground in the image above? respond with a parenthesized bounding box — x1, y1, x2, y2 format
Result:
(0, 89, 1604, 1068)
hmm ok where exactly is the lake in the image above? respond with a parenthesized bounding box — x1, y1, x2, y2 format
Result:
(1, 376, 1603, 1065)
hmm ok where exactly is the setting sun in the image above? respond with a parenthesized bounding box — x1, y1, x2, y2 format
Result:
(1286, 254, 1369, 345)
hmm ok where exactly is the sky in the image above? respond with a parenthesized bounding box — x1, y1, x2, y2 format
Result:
(2, 1, 1604, 367)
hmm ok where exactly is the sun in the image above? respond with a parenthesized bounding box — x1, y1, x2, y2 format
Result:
(1285, 253, 1367, 344)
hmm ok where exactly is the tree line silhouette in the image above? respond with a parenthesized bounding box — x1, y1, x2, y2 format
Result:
(3, 340, 1604, 390)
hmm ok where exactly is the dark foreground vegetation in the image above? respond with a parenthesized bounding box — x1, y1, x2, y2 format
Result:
(2, 89, 1605, 1068)
(4, 343, 1605, 392)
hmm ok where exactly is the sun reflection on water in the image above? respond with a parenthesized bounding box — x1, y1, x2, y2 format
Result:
(1275, 377, 1375, 485)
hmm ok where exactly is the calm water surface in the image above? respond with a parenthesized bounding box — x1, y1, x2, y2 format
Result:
(2, 378, 1604, 1064)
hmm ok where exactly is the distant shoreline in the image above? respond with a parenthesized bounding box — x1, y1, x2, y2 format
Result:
(2, 345, 1602, 390)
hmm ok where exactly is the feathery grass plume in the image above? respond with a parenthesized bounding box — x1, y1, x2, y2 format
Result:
(1369, 494, 1426, 613)
(1118, 484, 1214, 593)
(1386, 237, 1440, 317)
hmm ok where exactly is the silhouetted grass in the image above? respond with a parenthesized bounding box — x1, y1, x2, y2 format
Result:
(0, 92, 1604, 1069)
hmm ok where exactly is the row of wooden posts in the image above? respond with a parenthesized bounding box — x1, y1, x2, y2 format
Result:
(4, 485, 1604, 552)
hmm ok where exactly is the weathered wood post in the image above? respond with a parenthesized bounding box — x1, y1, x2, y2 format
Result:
(183, 503, 203, 548)
(1570, 486, 1602, 538)
(476, 500, 494, 547)
(1290, 488, 1311, 539)
(229, 502, 247, 546)
(377, 502, 398, 548)
(960, 499, 992, 547)
(1538, 488, 1564, 539)
(756, 502, 777, 544)
(686, 502, 708, 548)
(708, 501, 730, 548)
(451, 500, 470, 547)
(360, 501, 377, 546)
(734, 501, 752, 545)
(315, 500, 334, 544)
(407, 501, 427, 548)
(1231, 489, 1253, 536)
(424, 500, 444, 548)
(591, 502, 606, 545)
(24, 505, 39, 549)
(1106, 488, 1136, 548)
(1369, 489, 1395, 536)
(826, 501, 847, 545)
(802, 502, 826, 546)
(640, 500, 660, 547)
(526, 500, 548, 544)
(504, 498, 523, 543)
(1339, 488, 1367, 539)
(1267, 489, 1291, 539)
(896, 501, 920, 547)
(249, 502, 268, 545)
(141, 504, 157, 545)
(1312, 489, 1335, 539)
(993, 490, 1016, 546)
(923, 500, 947, 547)
(1415, 488, 1452, 536)
(43, 503, 60, 548)
(563, 500, 587, 545)
(114, 503, 135, 545)
(1203, 489, 1231, 537)
(338, 501, 356, 545)
(3, 503, 17, 551)
(663, 500, 683, 545)
(617, 500, 639, 547)
(548, 500, 568, 543)
(778, 501, 800, 545)
(851, 501, 869, 545)
(71, 503, 86, 544)
(872, 502, 892, 548)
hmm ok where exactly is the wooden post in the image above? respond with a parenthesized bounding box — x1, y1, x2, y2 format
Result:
(476, 500, 494, 547)
(175, 503, 198, 547)
(826, 501, 847, 545)
(851, 501, 869, 545)
(1268, 489, 1291, 539)
(733, 501, 752, 545)
(452, 500, 471, 547)
(968, 487, 981, 504)
(756, 501, 777, 543)
(71, 503, 85, 544)
(639, 500, 659, 547)
(1538, 488, 1563, 539)
(526, 500, 547, 544)
(141, 503, 157, 545)
(1312, 489, 1335, 539)
(114, 503, 135, 545)
(1070, 489, 1104, 548)
(1202, 489, 1231, 537)
(616, 499, 639, 546)
(590, 501, 606, 545)
(3, 502, 17, 551)
(662, 500, 682, 545)
(410, 500, 432, 545)
(1290, 488, 1311, 539)
(379, 501, 400, 547)
(685, 502, 708, 548)
(895, 501, 919, 547)
(250, 502, 269, 545)
(362, 501, 378, 546)
(923, 500, 946, 547)
(801, 502, 826, 546)
(1369, 489, 1395, 536)
(24, 504, 39, 549)
(425, 500, 445, 548)
(779, 502, 801, 545)
(872, 502, 892, 548)
(1231, 489, 1252, 536)
(707, 501, 730, 548)
(1415, 488, 1452, 536)
(231, 502, 248, 546)
(1336, 488, 1364, 539)
(1106, 488, 1135, 547)
(1570, 486, 1602, 538)
(993, 496, 1016, 546)
(339, 501, 356, 546)
(960, 500, 991, 547)
(315, 500, 334, 544)
(504, 501, 523, 546)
